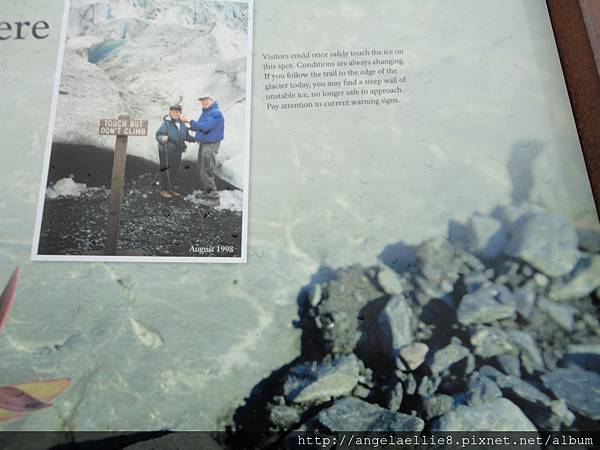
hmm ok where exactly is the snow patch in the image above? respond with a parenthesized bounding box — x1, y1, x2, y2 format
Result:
(185, 189, 243, 212)
(46, 177, 99, 199)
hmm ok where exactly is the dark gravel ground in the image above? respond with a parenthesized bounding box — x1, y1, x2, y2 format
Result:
(37, 171, 242, 258)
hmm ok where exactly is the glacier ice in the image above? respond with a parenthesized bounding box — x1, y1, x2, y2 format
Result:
(55, 0, 250, 188)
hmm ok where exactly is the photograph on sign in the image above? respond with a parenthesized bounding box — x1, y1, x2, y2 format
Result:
(32, 0, 253, 263)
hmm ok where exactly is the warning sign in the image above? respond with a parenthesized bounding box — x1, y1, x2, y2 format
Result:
(98, 118, 148, 136)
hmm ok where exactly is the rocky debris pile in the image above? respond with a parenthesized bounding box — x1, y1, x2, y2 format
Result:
(38, 172, 242, 257)
(228, 204, 600, 448)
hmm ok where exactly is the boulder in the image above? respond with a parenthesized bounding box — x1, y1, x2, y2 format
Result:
(512, 287, 536, 321)
(429, 342, 471, 375)
(283, 355, 362, 404)
(307, 283, 322, 307)
(378, 295, 414, 358)
(268, 404, 302, 430)
(398, 342, 429, 371)
(315, 397, 425, 432)
(417, 375, 441, 398)
(465, 373, 502, 406)
(431, 398, 537, 431)
(405, 374, 417, 395)
(423, 394, 455, 420)
(549, 254, 600, 301)
(470, 326, 515, 358)
(542, 366, 600, 420)
(479, 365, 511, 387)
(457, 285, 516, 325)
(464, 271, 493, 294)
(537, 298, 576, 332)
(504, 378, 552, 408)
(505, 212, 580, 277)
(472, 367, 551, 409)
(377, 266, 405, 296)
(385, 381, 404, 411)
(495, 353, 521, 378)
(415, 240, 465, 299)
(508, 330, 545, 374)
(312, 266, 383, 355)
(465, 215, 508, 261)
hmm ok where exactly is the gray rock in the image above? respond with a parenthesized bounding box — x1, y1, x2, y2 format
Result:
(377, 266, 405, 296)
(462, 252, 487, 273)
(470, 326, 515, 358)
(398, 342, 429, 371)
(268, 404, 302, 430)
(394, 356, 408, 372)
(418, 375, 441, 398)
(378, 295, 414, 358)
(283, 355, 362, 404)
(479, 365, 550, 408)
(531, 398, 576, 431)
(513, 287, 536, 321)
(464, 271, 493, 293)
(542, 366, 600, 420)
(352, 384, 372, 400)
(429, 343, 471, 375)
(496, 353, 521, 378)
(494, 260, 523, 287)
(537, 298, 576, 332)
(431, 398, 537, 431)
(550, 399, 575, 427)
(314, 266, 382, 355)
(549, 254, 600, 301)
(542, 347, 561, 372)
(505, 211, 580, 277)
(481, 366, 553, 413)
(423, 394, 455, 419)
(466, 373, 502, 406)
(386, 381, 404, 411)
(415, 239, 464, 298)
(307, 283, 322, 307)
(316, 397, 425, 432)
(582, 314, 600, 336)
(457, 285, 516, 325)
(479, 365, 512, 387)
(508, 330, 545, 374)
(465, 215, 508, 261)
(564, 344, 600, 372)
(522, 265, 535, 278)
(533, 272, 550, 288)
(504, 378, 552, 407)
(405, 374, 417, 395)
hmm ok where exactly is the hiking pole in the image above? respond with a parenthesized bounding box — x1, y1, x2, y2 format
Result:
(165, 144, 173, 194)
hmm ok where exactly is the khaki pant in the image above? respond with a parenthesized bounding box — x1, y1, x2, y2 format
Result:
(197, 141, 220, 199)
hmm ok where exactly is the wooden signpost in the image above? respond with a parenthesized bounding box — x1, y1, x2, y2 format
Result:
(98, 115, 148, 256)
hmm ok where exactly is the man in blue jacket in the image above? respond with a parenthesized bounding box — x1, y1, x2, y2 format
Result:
(182, 95, 225, 207)
(155, 104, 195, 199)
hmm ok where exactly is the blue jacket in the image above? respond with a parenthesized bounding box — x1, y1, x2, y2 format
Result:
(190, 101, 224, 143)
(155, 116, 195, 152)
